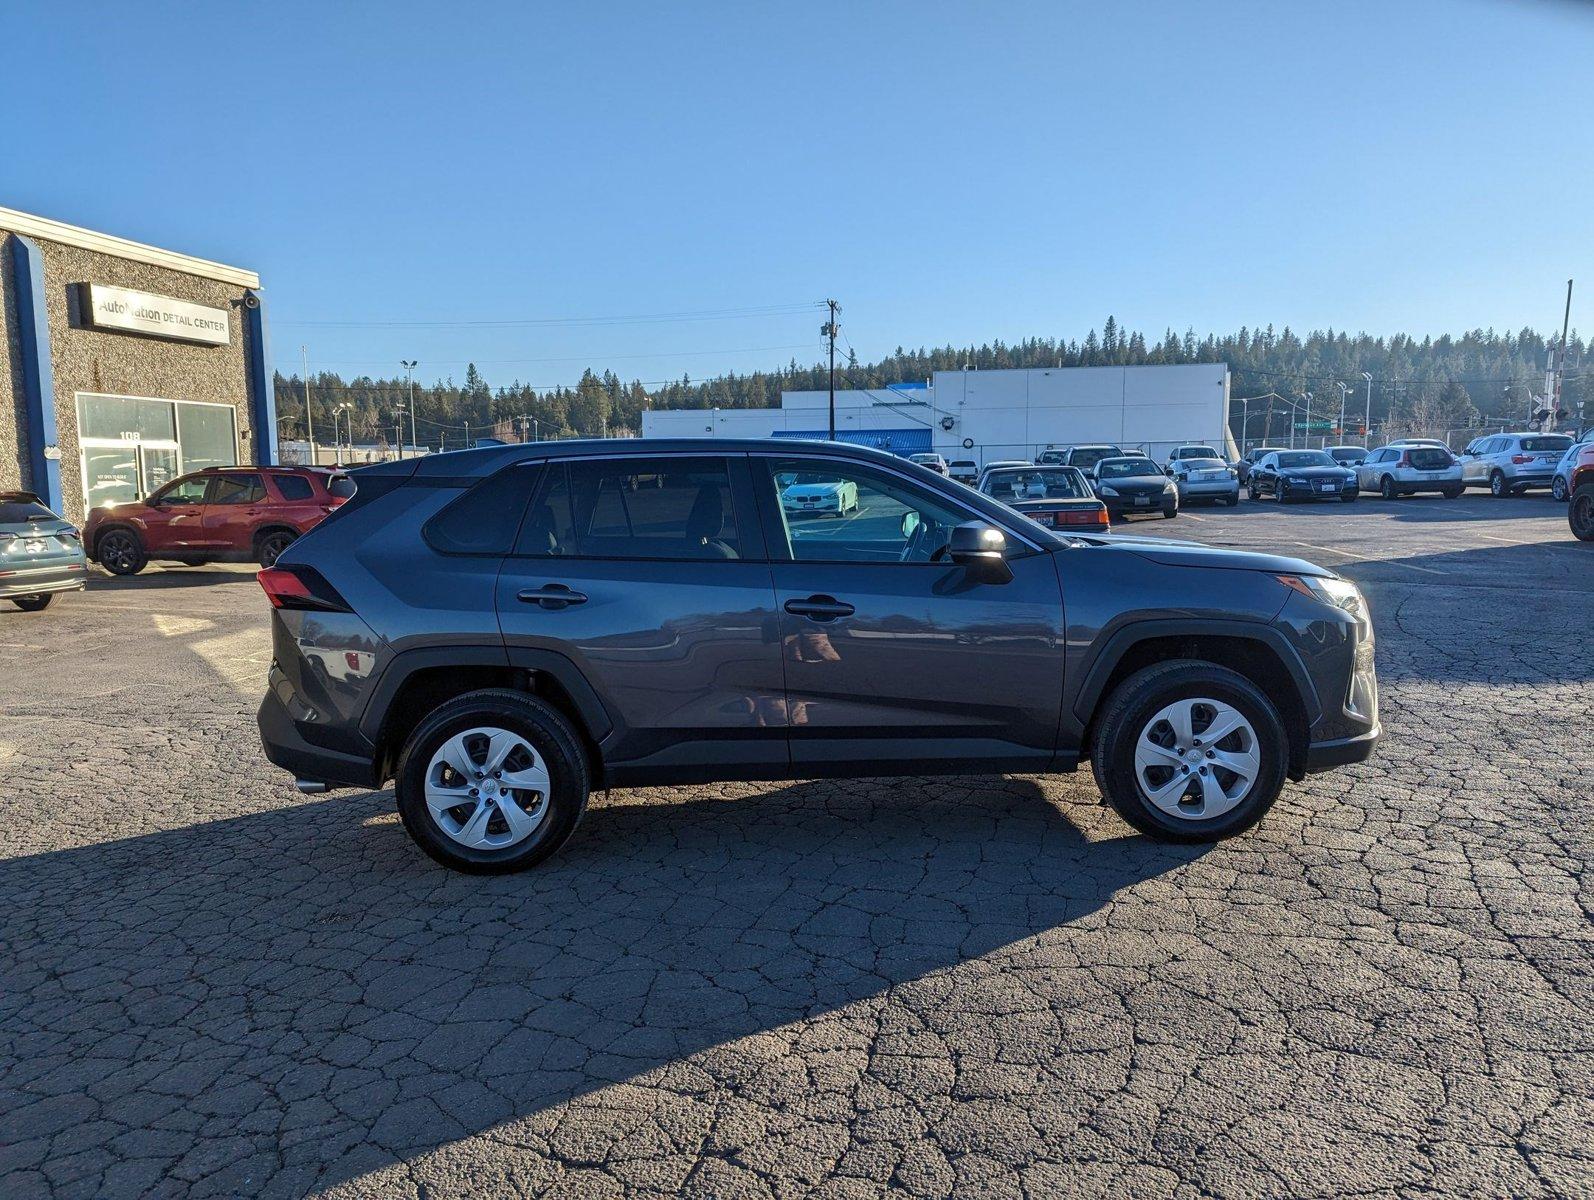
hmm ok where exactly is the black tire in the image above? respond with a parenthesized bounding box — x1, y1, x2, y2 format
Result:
(1444, 487, 1463, 499)
(395, 689, 590, 873)
(1247, 483, 1261, 501)
(1379, 475, 1398, 501)
(1090, 660, 1290, 842)
(1340, 490, 1357, 503)
(1570, 484, 1594, 542)
(1162, 504, 1177, 519)
(10, 594, 54, 612)
(96, 528, 146, 575)
(257, 530, 296, 568)
(1490, 471, 1511, 498)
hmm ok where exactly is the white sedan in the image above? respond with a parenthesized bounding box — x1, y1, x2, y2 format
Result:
(781, 479, 860, 518)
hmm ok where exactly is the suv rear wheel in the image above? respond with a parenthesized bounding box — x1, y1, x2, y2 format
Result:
(1090, 660, 1289, 842)
(395, 689, 590, 873)
(96, 528, 147, 575)
(257, 530, 296, 568)
(1379, 475, 1398, 500)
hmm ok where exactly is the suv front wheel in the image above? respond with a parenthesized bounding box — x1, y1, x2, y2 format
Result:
(395, 689, 590, 873)
(1090, 660, 1289, 842)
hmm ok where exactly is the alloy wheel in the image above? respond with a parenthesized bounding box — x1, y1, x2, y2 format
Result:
(425, 726, 551, 850)
(1552, 476, 1567, 502)
(99, 531, 139, 572)
(1132, 697, 1260, 821)
(1572, 491, 1594, 541)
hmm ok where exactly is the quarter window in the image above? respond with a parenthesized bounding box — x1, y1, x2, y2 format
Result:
(426, 465, 541, 555)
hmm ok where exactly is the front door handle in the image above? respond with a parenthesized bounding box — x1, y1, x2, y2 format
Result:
(517, 584, 589, 610)
(784, 595, 855, 621)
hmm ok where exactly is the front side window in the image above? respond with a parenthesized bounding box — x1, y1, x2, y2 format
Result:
(763, 458, 973, 563)
(518, 457, 741, 560)
(154, 476, 209, 505)
(207, 474, 267, 505)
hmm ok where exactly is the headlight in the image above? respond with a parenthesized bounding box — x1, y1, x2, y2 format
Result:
(1098, 486, 1119, 497)
(1279, 573, 1370, 630)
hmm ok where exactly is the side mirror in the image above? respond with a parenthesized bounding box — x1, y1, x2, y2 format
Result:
(901, 510, 922, 538)
(947, 521, 1012, 583)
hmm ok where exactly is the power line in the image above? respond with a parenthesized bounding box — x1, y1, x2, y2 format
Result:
(303, 341, 821, 368)
(275, 301, 825, 329)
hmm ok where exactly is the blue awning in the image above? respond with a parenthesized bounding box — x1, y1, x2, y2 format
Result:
(772, 427, 932, 455)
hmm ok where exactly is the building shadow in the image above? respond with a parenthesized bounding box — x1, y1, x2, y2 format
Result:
(0, 777, 1203, 1194)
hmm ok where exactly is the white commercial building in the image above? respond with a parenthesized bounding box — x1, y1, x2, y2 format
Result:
(641, 363, 1233, 465)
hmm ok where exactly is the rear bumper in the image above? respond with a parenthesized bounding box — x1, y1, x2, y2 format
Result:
(258, 686, 379, 791)
(1305, 723, 1380, 773)
(0, 561, 89, 598)
(1177, 480, 1239, 500)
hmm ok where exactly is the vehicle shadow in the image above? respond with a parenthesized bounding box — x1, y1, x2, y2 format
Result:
(85, 565, 261, 591)
(0, 776, 1204, 1194)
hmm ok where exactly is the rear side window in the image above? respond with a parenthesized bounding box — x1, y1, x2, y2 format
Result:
(207, 474, 268, 505)
(517, 457, 741, 560)
(273, 474, 315, 501)
(425, 465, 541, 555)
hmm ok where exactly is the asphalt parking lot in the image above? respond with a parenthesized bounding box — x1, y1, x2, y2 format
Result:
(1, 494, 1590, 1199)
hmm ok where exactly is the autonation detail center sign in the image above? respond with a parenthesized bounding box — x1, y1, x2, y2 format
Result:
(80, 283, 231, 346)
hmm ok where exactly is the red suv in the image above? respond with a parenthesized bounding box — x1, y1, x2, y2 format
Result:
(1570, 443, 1594, 541)
(84, 466, 353, 575)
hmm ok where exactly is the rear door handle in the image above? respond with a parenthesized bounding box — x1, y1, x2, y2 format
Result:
(517, 584, 589, 609)
(784, 595, 855, 621)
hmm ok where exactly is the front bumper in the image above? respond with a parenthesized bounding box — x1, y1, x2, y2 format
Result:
(258, 685, 379, 791)
(1305, 723, 1380, 772)
(0, 561, 89, 598)
(1283, 481, 1356, 501)
(1101, 494, 1175, 517)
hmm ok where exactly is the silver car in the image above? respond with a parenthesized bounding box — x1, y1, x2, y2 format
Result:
(1356, 444, 1464, 499)
(0, 492, 89, 611)
(1550, 431, 1594, 502)
(1166, 447, 1240, 506)
(1460, 432, 1575, 496)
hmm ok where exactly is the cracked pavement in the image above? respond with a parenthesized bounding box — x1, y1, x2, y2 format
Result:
(1, 494, 1590, 1198)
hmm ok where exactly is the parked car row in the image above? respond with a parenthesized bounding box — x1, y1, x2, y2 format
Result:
(0, 466, 353, 615)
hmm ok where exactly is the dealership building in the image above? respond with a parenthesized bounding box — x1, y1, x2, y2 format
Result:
(641, 362, 1234, 464)
(1, 207, 276, 522)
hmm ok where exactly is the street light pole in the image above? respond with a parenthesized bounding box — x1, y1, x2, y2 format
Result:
(1361, 372, 1373, 446)
(1302, 392, 1313, 449)
(1335, 382, 1350, 442)
(394, 403, 407, 460)
(301, 345, 315, 466)
(401, 360, 418, 456)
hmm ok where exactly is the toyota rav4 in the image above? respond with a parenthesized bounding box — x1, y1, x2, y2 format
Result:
(257, 440, 1380, 873)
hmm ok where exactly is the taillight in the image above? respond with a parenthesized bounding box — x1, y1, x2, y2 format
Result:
(257, 565, 351, 612)
(1397, 454, 1410, 468)
(1057, 505, 1110, 526)
(1510, 454, 1532, 464)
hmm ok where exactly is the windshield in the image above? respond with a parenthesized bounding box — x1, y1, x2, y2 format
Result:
(0, 497, 57, 523)
(1097, 458, 1161, 479)
(1068, 447, 1120, 468)
(1275, 451, 1336, 468)
(980, 468, 1089, 500)
(1521, 436, 1571, 452)
(1329, 448, 1363, 462)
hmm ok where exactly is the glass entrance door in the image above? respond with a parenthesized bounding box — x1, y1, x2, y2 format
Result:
(79, 439, 183, 510)
(138, 444, 180, 494)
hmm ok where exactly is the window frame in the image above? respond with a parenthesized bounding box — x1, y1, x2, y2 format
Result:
(508, 453, 766, 563)
(751, 451, 1046, 566)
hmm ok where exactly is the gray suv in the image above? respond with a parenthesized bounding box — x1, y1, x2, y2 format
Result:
(258, 440, 1380, 872)
(1461, 432, 1574, 496)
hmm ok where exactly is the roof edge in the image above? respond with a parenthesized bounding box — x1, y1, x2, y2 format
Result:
(0, 206, 260, 288)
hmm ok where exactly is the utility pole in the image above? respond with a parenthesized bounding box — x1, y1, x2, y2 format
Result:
(301, 346, 315, 466)
(1302, 392, 1312, 449)
(1262, 399, 1275, 447)
(394, 404, 407, 460)
(1238, 396, 1248, 454)
(1361, 372, 1373, 446)
(1550, 279, 1573, 433)
(823, 299, 840, 441)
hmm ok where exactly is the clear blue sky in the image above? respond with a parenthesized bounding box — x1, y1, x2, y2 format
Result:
(4, 0, 1591, 390)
